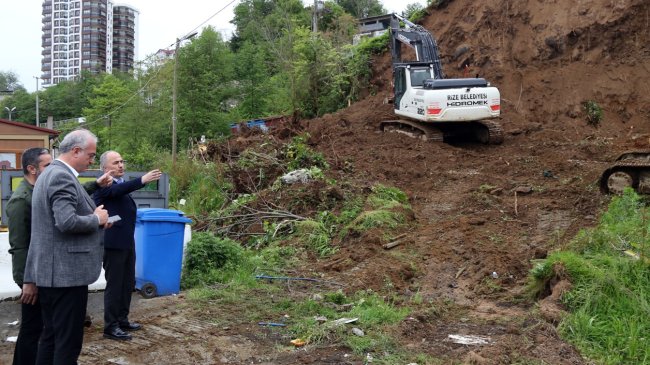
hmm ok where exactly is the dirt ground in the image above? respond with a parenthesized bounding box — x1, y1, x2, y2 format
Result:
(2, 0, 649, 363)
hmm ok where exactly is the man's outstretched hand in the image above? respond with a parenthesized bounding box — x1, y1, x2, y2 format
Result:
(96, 171, 114, 188)
(141, 169, 162, 184)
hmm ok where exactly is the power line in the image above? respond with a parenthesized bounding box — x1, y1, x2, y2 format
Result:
(16, 1, 241, 129)
(133, 0, 239, 69)
(83, 0, 240, 127)
(81, 65, 165, 128)
(181, 0, 238, 41)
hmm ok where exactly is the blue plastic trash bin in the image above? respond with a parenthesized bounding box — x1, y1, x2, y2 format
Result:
(134, 208, 192, 298)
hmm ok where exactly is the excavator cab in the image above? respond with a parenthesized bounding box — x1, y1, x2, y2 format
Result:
(394, 63, 435, 110)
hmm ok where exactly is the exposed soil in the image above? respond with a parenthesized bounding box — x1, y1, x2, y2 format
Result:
(2, 0, 649, 363)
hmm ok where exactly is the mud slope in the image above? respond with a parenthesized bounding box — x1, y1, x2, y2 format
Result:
(297, 0, 649, 362)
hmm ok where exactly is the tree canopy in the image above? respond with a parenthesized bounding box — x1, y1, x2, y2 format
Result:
(1, 0, 406, 163)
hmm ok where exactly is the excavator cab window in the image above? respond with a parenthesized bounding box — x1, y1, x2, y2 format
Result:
(410, 68, 432, 87)
(394, 67, 406, 109)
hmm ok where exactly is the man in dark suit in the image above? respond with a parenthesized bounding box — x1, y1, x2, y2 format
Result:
(23, 129, 111, 364)
(93, 150, 161, 341)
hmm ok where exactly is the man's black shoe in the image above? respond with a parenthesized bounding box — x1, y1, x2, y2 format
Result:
(103, 327, 132, 341)
(119, 322, 142, 331)
(84, 314, 92, 328)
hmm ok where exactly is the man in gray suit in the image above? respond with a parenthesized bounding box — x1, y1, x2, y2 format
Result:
(24, 129, 111, 364)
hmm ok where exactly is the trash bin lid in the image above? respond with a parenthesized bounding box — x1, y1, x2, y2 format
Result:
(136, 208, 192, 224)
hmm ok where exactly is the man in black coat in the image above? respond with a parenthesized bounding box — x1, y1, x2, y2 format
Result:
(93, 151, 161, 341)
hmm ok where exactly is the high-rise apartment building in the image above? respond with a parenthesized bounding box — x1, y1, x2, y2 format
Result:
(41, 0, 138, 86)
(112, 5, 139, 73)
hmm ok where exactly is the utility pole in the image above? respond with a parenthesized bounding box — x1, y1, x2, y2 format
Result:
(312, 0, 318, 33)
(106, 115, 112, 149)
(172, 38, 180, 164)
(34, 76, 40, 126)
(171, 32, 197, 164)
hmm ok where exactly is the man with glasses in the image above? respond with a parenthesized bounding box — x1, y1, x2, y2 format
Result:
(7, 147, 112, 364)
(23, 129, 112, 364)
(94, 151, 161, 341)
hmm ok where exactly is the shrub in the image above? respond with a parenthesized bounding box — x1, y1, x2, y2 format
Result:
(166, 156, 231, 215)
(283, 134, 330, 171)
(182, 232, 244, 288)
(584, 100, 603, 127)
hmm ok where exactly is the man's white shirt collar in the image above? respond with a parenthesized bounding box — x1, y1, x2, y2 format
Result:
(56, 159, 79, 177)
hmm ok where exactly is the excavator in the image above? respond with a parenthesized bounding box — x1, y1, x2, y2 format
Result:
(380, 14, 503, 144)
(600, 152, 650, 194)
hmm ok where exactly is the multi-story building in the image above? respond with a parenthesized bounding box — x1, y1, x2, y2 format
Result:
(112, 4, 139, 73)
(41, 0, 138, 86)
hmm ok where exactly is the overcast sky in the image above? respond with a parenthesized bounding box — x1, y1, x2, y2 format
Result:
(0, 0, 426, 93)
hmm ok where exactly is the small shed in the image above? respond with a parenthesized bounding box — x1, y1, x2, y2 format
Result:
(0, 118, 59, 170)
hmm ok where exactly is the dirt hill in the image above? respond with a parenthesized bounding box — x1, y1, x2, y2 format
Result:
(295, 0, 649, 362)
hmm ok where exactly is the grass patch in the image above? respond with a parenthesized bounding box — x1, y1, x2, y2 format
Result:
(348, 209, 405, 231)
(342, 184, 411, 237)
(367, 184, 410, 209)
(528, 188, 650, 364)
(286, 291, 410, 354)
(293, 218, 338, 257)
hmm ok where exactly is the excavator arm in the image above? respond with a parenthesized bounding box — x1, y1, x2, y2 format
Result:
(390, 13, 445, 79)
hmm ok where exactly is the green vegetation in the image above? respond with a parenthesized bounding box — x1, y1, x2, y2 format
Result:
(178, 171, 414, 361)
(294, 218, 338, 257)
(584, 100, 603, 126)
(1, 0, 393, 159)
(166, 156, 231, 214)
(528, 189, 650, 364)
(344, 184, 410, 235)
(283, 134, 330, 171)
(182, 232, 245, 288)
(181, 221, 423, 362)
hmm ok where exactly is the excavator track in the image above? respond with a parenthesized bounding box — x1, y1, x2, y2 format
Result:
(379, 119, 503, 144)
(476, 120, 504, 145)
(380, 120, 444, 142)
(600, 151, 650, 194)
